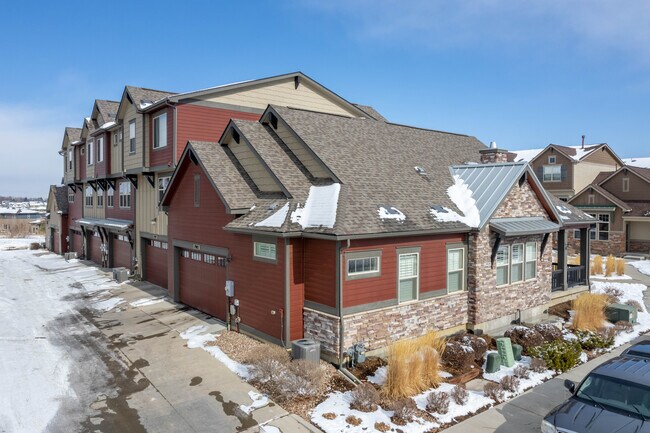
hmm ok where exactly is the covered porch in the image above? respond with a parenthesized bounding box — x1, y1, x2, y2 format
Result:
(552, 225, 590, 292)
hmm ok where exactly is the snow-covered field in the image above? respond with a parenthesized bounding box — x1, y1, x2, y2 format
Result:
(630, 260, 650, 277)
(0, 238, 121, 433)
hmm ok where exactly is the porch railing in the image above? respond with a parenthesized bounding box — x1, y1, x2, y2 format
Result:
(567, 265, 586, 288)
(552, 269, 564, 292)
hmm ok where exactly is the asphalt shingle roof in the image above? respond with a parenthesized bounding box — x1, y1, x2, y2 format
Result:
(126, 86, 175, 110)
(95, 100, 119, 126)
(53, 185, 68, 214)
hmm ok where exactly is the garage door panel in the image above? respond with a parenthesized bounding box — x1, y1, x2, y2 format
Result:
(145, 240, 168, 288)
(71, 231, 83, 255)
(90, 234, 102, 264)
(113, 236, 131, 269)
(179, 250, 226, 321)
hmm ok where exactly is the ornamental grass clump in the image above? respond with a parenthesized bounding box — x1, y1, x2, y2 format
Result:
(592, 255, 603, 275)
(605, 255, 616, 277)
(572, 293, 609, 331)
(384, 331, 446, 398)
(616, 258, 626, 276)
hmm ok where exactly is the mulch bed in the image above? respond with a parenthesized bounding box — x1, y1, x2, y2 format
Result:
(349, 356, 387, 381)
(549, 301, 572, 320)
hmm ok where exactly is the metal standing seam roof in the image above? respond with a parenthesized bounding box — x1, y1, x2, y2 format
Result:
(450, 162, 529, 229)
(77, 218, 133, 230)
(490, 217, 560, 237)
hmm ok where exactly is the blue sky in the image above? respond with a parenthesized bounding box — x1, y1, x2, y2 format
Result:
(1, 0, 649, 197)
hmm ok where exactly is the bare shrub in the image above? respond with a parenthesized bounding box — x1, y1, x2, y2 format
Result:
(592, 255, 603, 275)
(391, 398, 417, 424)
(322, 412, 336, 420)
(513, 365, 530, 379)
(534, 324, 563, 342)
(625, 300, 643, 312)
(499, 375, 520, 393)
(345, 415, 362, 426)
(614, 321, 634, 334)
(29, 242, 41, 250)
(281, 360, 328, 399)
(597, 326, 617, 342)
(245, 343, 290, 365)
(572, 293, 608, 331)
(484, 382, 505, 403)
(375, 422, 390, 432)
(442, 340, 475, 374)
(350, 383, 379, 412)
(616, 258, 626, 276)
(605, 255, 616, 277)
(529, 358, 547, 373)
(9, 220, 30, 238)
(504, 326, 544, 351)
(604, 286, 623, 304)
(450, 333, 488, 364)
(426, 391, 450, 414)
(450, 384, 469, 405)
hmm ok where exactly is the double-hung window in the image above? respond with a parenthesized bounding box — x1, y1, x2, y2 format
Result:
(525, 242, 537, 279)
(158, 176, 170, 203)
(107, 187, 114, 207)
(398, 251, 419, 302)
(153, 113, 167, 149)
(68, 148, 73, 170)
(97, 137, 104, 162)
(496, 245, 510, 286)
(97, 189, 104, 207)
(84, 186, 93, 207)
(68, 187, 75, 203)
(588, 213, 610, 240)
(511, 244, 524, 283)
(119, 182, 131, 208)
(542, 165, 561, 182)
(87, 139, 94, 165)
(129, 120, 136, 153)
(447, 248, 465, 292)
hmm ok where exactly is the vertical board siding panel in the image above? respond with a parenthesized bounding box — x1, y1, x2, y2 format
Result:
(290, 238, 305, 340)
(303, 238, 337, 307)
(78, 146, 87, 180)
(342, 234, 465, 308)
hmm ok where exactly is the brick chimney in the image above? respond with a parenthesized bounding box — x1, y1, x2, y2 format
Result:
(479, 141, 510, 164)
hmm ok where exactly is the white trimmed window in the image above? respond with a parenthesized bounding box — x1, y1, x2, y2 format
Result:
(87, 139, 94, 165)
(511, 243, 524, 283)
(158, 176, 170, 203)
(68, 148, 73, 170)
(119, 182, 131, 208)
(84, 186, 93, 207)
(107, 187, 114, 207)
(348, 257, 379, 276)
(97, 189, 104, 207)
(525, 242, 537, 279)
(129, 120, 136, 153)
(254, 242, 276, 260)
(113, 131, 119, 147)
(588, 194, 595, 205)
(496, 245, 510, 286)
(543, 165, 561, 182)
(68, 187, 75, 203)
(97, 137, 104, 162)
(447, 248, 465, 292)
(548, 155, 556, 164)
(589, 213, 610, 241)
(153, 113, 167, 149)
(398, 252, 419, 302)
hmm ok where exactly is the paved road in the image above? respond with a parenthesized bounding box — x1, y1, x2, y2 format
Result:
(446, 263, 650, 433)
(0, 246, 318, 433)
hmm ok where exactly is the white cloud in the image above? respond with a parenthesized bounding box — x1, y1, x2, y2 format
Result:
(0, 106, 74, 198)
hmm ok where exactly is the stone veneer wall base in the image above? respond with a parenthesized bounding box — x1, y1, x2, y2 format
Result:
(468, 304, 548, 336)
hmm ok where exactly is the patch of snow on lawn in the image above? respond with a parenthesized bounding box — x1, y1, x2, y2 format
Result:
(591, 274, 632, 280)
(312, 391, 438, 433)
(291, 183, 340, 229)
(413, 383, 493, 425)
(0, 237, 43, 250)
(179, 325, 250, 379)
(254, 202, 289, 227)
(378, 206, 406, 221)
(591, 281, 650, 346)
(630, 260, 650, 277)
(483, 354, 554, 394)
(367, 366, 387, 385)
(259, 426, 282, 433)
(430, 175, 480, 228)
(129, 297, 165, 307)
(92, 297, 124, 312)
(239, 391, 269, 414)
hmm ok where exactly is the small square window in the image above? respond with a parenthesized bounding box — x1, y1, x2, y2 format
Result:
(548, 155, 556, 164)
(254, 241, 276, 260)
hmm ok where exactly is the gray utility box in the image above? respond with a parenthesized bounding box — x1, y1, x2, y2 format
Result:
(291, 339, 321, 363)
(64, 252, 77, 260)
(113, 267, 129, 283)
(606, 303, 637, 324)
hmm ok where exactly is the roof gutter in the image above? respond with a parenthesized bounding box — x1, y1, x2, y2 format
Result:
(222, 226, 471, 240)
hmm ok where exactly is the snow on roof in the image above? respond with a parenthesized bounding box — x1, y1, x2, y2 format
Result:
(511, 148, 544, 162)
(378, 206, 406, 222)
(624, 157, 650, 169)
(100, 121, 116, 130)
(556, 205, 572, 214)
(430, 175, 480, 228)
(291, 183, 340, 229)
(254, 202, 289, 228)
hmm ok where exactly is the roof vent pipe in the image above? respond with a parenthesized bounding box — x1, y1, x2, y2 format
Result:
(490, 141, 497, 149)
(581, 135, 585, 149)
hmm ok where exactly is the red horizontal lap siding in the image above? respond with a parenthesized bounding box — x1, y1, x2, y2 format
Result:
(289, 238, 305, 340)
(175, 104, 260, 162)
(167, 159, 286, 340)
(104, 179, 134, 221)
(149, 107, 174, 167)
(68, 190, 82, 223)
(94, 132, 108, 178)
(342, 234, 465, 308)
(304, 238, 337, 308)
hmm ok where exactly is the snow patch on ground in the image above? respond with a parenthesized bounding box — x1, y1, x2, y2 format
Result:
(591, 274, 632, 280)
(367, 366, 387, 385)
(239, 391, 269, 414)
(92, 297, 124, 312)
(129, 297, 165, 307)
(179, 325, 250, 379)
(430, 175, 480, 228)
(413, 383, 493, 425)
(483, 354, 554, 391)
(0, 237, 43, 250)
(254, 202, 289, 228)
(630, 260, 650, 277)
(291, 184, 340, 229)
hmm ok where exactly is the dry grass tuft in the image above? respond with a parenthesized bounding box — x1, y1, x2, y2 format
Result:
(572, 293, 609, 331)
(322, 412, 337, 420)
(605, 255, 616, 277)
(345, 415, 362, 426)
(592, 255, 603, 275)
(384, 331, 446, 399)
(375, 422, 390, 432)
(616, 258, 626, 276)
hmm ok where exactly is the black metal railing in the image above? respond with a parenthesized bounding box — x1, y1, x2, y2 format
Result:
(567, 265, 586, 288)
(552, 269, 564, 292)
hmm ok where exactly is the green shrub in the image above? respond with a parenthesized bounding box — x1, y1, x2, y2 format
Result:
(574, 329, 614, 351)
(529, 340, 582, 372)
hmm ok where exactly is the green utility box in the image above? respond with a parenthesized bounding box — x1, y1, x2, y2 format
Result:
(496, 337, 515, 367)
(605, 303, 637, 324)
(512, 344, 523, 361)
(485, 352, 502, 373)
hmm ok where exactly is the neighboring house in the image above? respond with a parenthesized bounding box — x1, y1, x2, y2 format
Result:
(510, 142, 624, 200)
(160, 105, 592, 362)
(623, 157, 650, 169)
(45, 185, 69, 254)
(569, 165, 650, 255)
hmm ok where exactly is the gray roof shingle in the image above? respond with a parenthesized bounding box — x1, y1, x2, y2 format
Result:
(126, 86, 175, 110)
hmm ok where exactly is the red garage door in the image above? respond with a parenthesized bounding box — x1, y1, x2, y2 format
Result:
(89, 232, 102, 264)
(113, 234, 132, 269)
(71, 230, 83, 256)
(145, 239, 168, 288)
(179, 249, 227, 321)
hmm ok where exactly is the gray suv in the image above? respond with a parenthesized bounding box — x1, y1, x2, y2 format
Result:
(542, 352, 650, 433)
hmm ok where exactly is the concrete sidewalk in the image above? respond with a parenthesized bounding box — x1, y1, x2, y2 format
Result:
(84, 278, 322, 433)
